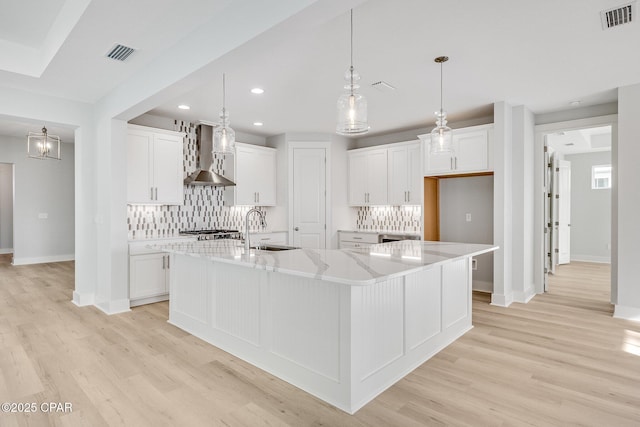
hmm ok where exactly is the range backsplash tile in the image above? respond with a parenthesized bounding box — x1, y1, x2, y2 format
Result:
(356, 205, 421, 233)
(127, 120, 267, 240)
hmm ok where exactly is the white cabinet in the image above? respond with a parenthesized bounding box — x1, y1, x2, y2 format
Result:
(225, 143, 276, 206)
(129, 237, 195, 306)
(421, 124, 493, 176)
(388, 142, 422, 205)
(338, 231, 378, 249)
(129, 252, 170, 303)
(348, 148, 388, 206)
(127, 125, 184, 204)
(250, 231, 288, 246)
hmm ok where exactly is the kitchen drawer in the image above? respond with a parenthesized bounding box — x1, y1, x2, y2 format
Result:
(339, 241, 374, 249)
(339, 232, 379, 244)
(250, 232, 287, 246)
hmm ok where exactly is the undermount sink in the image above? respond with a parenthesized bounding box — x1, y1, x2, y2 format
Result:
(251, 244, 299, 252)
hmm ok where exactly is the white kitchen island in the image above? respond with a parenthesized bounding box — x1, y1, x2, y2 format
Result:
(155, 239, 497, 414)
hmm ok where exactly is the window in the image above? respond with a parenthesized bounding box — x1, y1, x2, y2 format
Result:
(592, 165, 611, 189)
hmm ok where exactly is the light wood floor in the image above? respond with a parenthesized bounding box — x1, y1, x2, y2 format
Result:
(1, 256, 639, 426)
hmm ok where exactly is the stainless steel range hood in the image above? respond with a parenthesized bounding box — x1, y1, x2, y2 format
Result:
(184, 123, 235, 186)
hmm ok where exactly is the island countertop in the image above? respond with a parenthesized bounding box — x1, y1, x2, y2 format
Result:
(154, 239, 497, 286)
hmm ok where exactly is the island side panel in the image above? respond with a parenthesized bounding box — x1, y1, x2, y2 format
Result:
(349, 258, 473, 413)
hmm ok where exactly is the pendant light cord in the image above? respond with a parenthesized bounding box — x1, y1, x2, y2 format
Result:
(440, 61, 444, 115)
(222, 73, 226, 115)
(350, 9, 354, 92)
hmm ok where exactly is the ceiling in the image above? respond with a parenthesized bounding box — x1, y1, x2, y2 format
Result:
(0, 0, 639, 141)
(547, 125, 612, 154)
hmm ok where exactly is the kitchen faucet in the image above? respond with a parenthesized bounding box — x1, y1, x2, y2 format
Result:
(244, 208, 267, 253)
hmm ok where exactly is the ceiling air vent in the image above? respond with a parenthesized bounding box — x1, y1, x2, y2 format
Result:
(105, 44, 136, 61)
(371, 80, 396, 93)
(601, 2, 635, 29)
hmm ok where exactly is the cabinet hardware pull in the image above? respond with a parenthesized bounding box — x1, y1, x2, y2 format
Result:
(150, 187, 154, 200)
(450, 157, 453, 170)
(257, 192, 260, 203)
(167, 255, 170, 269)
(455, 157, 458, 169)
(162, 255, 166, 269)
(294, 227, 299, 231)
(155, 187, 158, 200)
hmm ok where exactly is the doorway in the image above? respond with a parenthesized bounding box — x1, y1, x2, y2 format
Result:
(0, 163, 14, 256)
(538, 121, 613, 299)
(289, 142, 330, 249)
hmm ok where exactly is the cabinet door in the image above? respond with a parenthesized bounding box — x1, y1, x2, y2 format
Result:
(407, 143, 422, 204)
(127, 130, 153, 203)
(153, 133, 184, 204)
(388, 146, 409, 205)
(367, 149, 388, 205)
(234, 145, 259, 205)
(454, 129, 489, 172)
(130, 253, 168, 299)
(424, 149, 453, 175)
(254, 148, 276, 206)
(348, 151, 368, 206)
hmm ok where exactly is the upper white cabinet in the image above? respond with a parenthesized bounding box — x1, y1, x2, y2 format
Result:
(225, 143, 276, 206)
(388, 142, 422, 205)
(348, 148, 388, 206)
(421, 124, 493, 176)
(127, 124, 184, 205)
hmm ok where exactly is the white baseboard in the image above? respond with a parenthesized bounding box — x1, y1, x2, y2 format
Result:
(614, 305, 640, 322)
(0, 248, 13, 254)
(72, 291, 95, 307)
(570, 254, 611, 264)
(491, 292, 513, 307)
(513, 286, 536, 304)
(472, 280, 493, 293)
(96, 298, 131, 315)
(12, 254, 75, 265)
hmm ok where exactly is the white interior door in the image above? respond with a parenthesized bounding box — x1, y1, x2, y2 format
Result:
(549, 151, 558, 276)
(293, 148, 326, 248)
(557, 160, 571, 264)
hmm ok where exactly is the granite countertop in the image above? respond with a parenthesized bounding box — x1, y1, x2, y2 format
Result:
(153, 239, 497, 286)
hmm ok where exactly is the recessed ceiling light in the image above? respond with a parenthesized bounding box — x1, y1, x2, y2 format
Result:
(569, 100, 581, 107)
(178, 104, 190, 110)
(253, 122, 264, 126)
(251, 88, 264, 94)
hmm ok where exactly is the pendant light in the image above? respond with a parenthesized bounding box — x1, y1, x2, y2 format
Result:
(430, 56, 453, 154)
(27, 126, 61, 160)
(213, 73, 236, 154)
(336, 9, 369, 136)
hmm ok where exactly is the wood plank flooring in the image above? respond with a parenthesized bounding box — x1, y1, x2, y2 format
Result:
(1, 256, 639, 426)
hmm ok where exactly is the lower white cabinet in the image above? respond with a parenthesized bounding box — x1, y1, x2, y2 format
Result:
(129, 252, 170, 303)
(338, 231, 378, 249)
(129, 237, 195, 307)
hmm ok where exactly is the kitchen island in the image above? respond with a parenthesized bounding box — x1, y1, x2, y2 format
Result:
(155, 239, 497, 414)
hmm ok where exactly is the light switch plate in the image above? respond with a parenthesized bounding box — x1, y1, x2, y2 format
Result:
(465, 213, 471, 222)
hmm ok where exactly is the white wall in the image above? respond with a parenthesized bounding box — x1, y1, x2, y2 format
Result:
(564, 151, 611, 263)
(0, 136, 74, 264)
(613, 84, 640, 320)
(439, 176, 494, 292)
(0, 163, 13, 252)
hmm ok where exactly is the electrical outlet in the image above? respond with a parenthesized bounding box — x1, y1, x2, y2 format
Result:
(38, 213, 48, 219)
(466, 213, 472, 222)
(472, 258, 478, 270)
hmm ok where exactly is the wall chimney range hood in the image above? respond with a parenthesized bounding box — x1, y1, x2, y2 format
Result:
(184, 123, 235, 186)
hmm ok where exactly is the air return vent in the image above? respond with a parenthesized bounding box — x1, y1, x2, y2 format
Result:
(371, 80, 396, 93)
(105, 44, 136, 61)
(601, 2, 634, 29)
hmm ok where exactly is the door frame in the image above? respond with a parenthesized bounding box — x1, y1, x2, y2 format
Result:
(287, 141, 331, 248)
(533, 114, 617, 295)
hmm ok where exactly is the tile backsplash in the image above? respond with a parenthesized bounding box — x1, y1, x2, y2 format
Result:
(127, 120, 266, 240)
(356, 205, 421, 233)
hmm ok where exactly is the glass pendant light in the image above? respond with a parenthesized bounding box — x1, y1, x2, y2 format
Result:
(213, 73, 236, 154)
(430, 56, 453, 154)
(27, 126, 61, 160)
(336, 9, 369, 136)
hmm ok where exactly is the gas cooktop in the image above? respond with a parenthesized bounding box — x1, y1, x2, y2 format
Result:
(179, 230, 241, 240)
